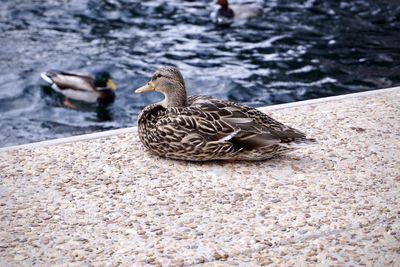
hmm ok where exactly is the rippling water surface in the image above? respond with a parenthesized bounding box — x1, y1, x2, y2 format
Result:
(0, 0, 399, 147)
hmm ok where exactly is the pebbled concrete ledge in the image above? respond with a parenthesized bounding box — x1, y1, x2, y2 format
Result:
(0, 88, 399, 266)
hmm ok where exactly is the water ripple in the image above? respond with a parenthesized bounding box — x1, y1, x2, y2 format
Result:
(0, 0, 399, 147)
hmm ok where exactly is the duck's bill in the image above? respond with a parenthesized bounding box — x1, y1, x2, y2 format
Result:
(134, 81, 155, 94)
(107, 79, 118, 91)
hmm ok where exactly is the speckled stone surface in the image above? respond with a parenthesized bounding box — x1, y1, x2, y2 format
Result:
(0, 89, 399, 266)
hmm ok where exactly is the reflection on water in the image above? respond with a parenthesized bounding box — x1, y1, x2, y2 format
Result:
(0, 0, 399, 147)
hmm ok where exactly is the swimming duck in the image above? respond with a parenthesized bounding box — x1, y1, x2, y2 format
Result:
(211, 0, 262, 25)
(40, 70, 117, 106)
(134, 66, 316, 161)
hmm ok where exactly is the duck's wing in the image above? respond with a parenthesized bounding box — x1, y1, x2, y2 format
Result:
(186, 96, 310, 149)
(231, 4, 262, 20)
(40, 71, 97, 92)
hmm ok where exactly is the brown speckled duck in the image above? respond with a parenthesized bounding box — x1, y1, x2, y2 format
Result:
(134, 66, 316, 161)
(211, 0, 262, 25)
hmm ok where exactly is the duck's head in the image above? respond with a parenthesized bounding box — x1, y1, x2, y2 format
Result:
(135, 66, 187, 108)
(217, 0, 229, 10)
(94, 70, 117, 91)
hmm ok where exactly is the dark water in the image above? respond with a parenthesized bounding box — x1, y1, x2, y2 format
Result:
(1, 0, 399, 147)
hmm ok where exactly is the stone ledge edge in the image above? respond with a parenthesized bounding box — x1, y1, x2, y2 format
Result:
(1, 86, 398, 152)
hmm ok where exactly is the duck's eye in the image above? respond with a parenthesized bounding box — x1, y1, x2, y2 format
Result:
(153, 73, 162, 80)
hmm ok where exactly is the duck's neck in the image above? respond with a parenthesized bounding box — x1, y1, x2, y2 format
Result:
(159, 84, 187, 108)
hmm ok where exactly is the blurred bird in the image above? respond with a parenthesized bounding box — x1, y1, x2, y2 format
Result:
(40, 70, 117, 108)
(211, 0, 262, 25)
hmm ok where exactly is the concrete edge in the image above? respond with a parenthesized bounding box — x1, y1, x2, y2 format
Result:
(1, 86, 399, 152)
(0, 127, 137, 152)
(258, 86, 399, 112)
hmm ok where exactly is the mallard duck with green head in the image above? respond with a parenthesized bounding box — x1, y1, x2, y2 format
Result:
(134, 66, 316, 161)
(40, 70, 117, 107)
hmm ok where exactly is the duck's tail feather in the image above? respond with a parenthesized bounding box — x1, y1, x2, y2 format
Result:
(40, 71, 56, 85)
(280, 137, 318, 149)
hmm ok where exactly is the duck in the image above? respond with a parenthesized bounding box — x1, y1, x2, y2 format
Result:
(211, 0, 262, 26)
(134, 66, 316, 161)
(40, 70, 117, 107)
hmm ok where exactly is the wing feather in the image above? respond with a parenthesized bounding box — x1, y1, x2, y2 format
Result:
(149, 96, 308, 153)
(187, 96, 306, 147)
(44, 71, 96, 92)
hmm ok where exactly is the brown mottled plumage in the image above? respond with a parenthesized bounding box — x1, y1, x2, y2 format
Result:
(134, 67, 316, 161)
